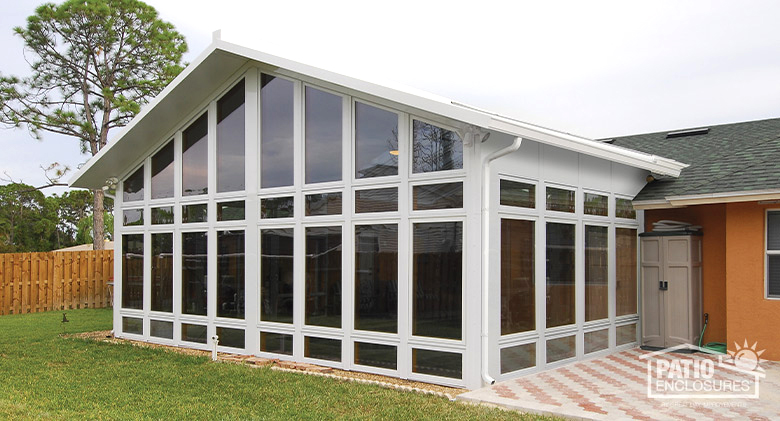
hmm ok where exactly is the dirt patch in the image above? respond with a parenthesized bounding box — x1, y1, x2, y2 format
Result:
(68, 331, 465, 398)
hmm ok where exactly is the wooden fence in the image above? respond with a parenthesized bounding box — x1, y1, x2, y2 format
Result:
(0, 250, 114, 315)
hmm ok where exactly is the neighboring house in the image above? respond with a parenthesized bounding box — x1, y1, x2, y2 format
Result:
(69, 34, 686, 389)
(610, 118, 780, 361)
(54, 240, 114, 252)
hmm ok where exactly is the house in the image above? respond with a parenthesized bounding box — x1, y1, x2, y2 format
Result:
(69, 33, 687, 389)
(610, 118, 780, 361)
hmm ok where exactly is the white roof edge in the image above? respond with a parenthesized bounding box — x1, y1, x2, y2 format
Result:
(633, 189, 780, 209)
(70, 39, 688, 187)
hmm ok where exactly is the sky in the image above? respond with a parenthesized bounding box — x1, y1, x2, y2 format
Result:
(2, 0, 780, 195)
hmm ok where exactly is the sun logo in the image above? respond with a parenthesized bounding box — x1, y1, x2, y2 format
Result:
(726, 340, 766, 372)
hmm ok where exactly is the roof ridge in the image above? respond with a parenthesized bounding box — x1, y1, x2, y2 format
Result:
(606, 116, 780, 141)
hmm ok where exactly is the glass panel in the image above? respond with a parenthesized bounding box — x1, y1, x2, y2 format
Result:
(412, 222, 462, 340)
(151, 206, 174, 225)
(500, 179, 535, 208)
(182, 113, 208, 196)
(305, 87, 342, 184)
(122, 317, 143, 335)
(354, 342, 397, 370)
(217, 201, 245, 221)
(355, 102, 398, 178)
(305, 226, 342, 328)
(151, 141, 174, 199)
(501, 219, 535, 335)
(261, 196, 294, 219)
(182, 232, 207, 316)
(615, 198, 636, 219)
(546, 222, 575, 328)
(617, 324, 637, 345)
(123, 209, 143, 226)
(122, 234, 143, 309)
(123, 166, 144, 202)
(547, 336, 576, 363)
(151, 233, 173, 313)
(305, 192, 342, 216)
(261, 74, 295, 188)
(412, 120, 463, 173)
(355, 225, 398, 333)
(305, 336, 341, 362)
(261, 332, 293, 355)
(216, 327, 245, 349)
(585, 329, 609, 354)
(584, 192, 608, 216)
(182, 204, 207, 223)
(616, 228, 638, 316)
(355, 188, 398, 213)
(412, 349, 462, 379)
(767, 212, 780, 250)
(412, 182, 463, 210)
(150, 320, 173, 339)
(768, 255, 780, 297)
(217, 230, 245, 319)
(182, 323, 207, 344)
(546, 187, 575, 213)
(585, 225, 608, 322)
(261, 229, 294, 324)
(500, 343, 536, 374)
(217, 79, 245, 192)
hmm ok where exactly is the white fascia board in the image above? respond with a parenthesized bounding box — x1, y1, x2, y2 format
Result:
(632, 200, 675, 210)
(667, 189, 780, 206)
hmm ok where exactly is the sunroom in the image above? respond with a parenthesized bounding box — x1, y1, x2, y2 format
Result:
(70, 36, 686, 389)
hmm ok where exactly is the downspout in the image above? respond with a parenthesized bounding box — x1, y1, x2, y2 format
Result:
(481, 136, 523, 385)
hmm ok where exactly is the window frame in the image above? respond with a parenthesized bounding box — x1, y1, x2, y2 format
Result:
(765, 210, 780, 299)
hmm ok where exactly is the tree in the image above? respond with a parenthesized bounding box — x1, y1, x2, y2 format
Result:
(0, 183, 58, 252)
(0, 0, 187, 250)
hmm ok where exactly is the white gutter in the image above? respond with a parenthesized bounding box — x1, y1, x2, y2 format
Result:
(481, 136, 523, 385)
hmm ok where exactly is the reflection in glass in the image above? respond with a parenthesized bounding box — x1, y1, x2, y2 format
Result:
(585, 329, 609, 354)
(150, 320, 173, 339)
(182, 204, 207, 223)
(501, 219, 534, 335)
(122, 234, 143, 309)
(412, 120, 463, 173)
(216, 327, 245, 349)
(217, 231, 245, 319)
(261, 196, 294, 219)
(412, 222, 462, 340)
(151, 141, 174, 199)
(546, 187, 575, 213)
(182, 232, 207, 315)
(305, 87, 342, 184)
(355, 225, 398, 333)
(305, 336, 341, 362)
(616, 198, 636, 219)
(123, 166, 144, 202)
(151, 233, 173, 312)
(305, 226, 342, 328)
(182, 114, 208, 196)
(261, 75, 295, 188)
(355, 188, 398, 213)
(217, 201, 245, 221)
(355, 342, 396, 370)
(547, 335, 576, 363)
(413, 182, 463, 210)
(500, 180, 535, 208)
(261, 332, 293, 355)
(584, 193, 608, 216)
(585, 225, 608, 321)
(616, 228, 638, 316)
(151, 206, 174, 225)
(305, 192, 342, 216)
(546, 222, 575, 328)
(412, 349, 462, 379)
(122, 317, 143, 334)
(217, 80, 245, 192)
(355, 102, 398, 178)
(123, 209, 143, 226)
(617, 324, 637, 345)
(501, 343, 536, 374)
(261, 229, 294, 324)
(182, 323, 207, 343)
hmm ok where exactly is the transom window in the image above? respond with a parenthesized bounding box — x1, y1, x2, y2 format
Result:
(412, 120, 463, 173)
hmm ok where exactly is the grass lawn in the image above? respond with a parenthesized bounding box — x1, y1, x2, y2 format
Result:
(0, 308, 551, 420)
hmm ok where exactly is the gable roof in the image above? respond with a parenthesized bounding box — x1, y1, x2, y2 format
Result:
(69, 37, 687, 190)
(609, 117, 780, 208)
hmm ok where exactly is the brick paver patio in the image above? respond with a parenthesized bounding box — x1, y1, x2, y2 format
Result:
(459, 348, 780, 420)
